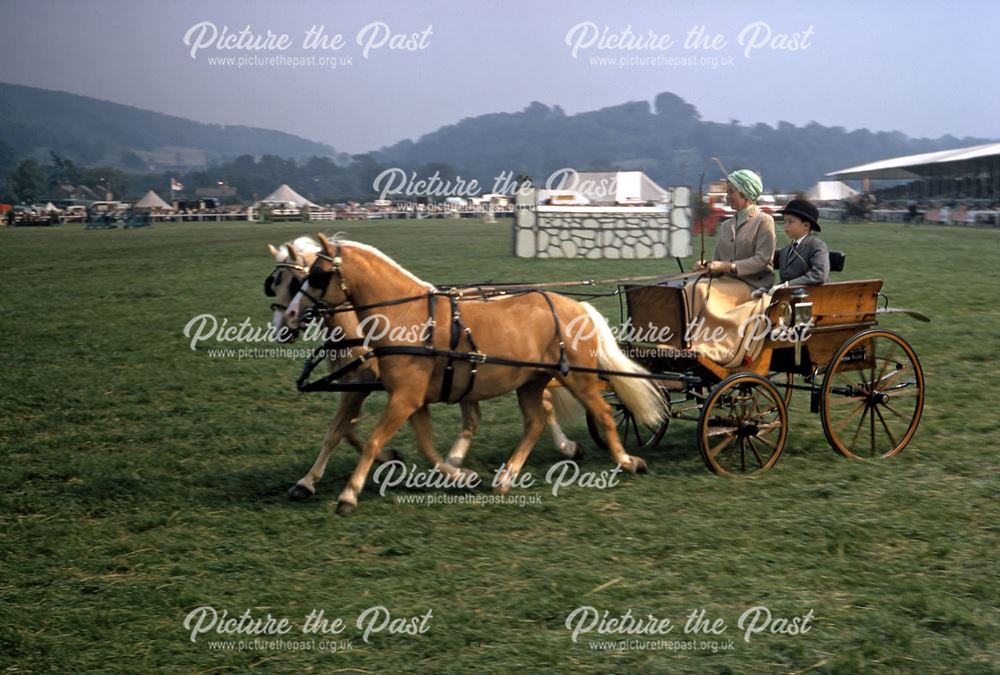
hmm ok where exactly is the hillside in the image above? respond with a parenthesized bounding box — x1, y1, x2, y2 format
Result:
(372, 92, 995, 191)
(0, 82, 335, 170)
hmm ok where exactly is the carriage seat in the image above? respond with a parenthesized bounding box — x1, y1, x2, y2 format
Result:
(772, 250, 845, 272)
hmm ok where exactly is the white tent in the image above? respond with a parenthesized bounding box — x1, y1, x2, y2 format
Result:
(42, 202, 61, 213)
(543, 171, 670, 205)
(805, 181, 858, 202)
(134, 190, 172, 210)
(261, 184, 318, 208)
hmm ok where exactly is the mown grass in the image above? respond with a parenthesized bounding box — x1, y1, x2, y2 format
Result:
(0, 218, 997, 673)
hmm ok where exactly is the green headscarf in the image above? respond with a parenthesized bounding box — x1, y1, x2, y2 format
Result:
(727, 170, 763, 201)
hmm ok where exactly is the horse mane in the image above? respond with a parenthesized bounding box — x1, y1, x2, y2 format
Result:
(276, 235, 322, 262)
(338, 238, 437, 291)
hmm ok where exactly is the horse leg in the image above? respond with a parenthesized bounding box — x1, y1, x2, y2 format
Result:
(408, 405, 477, 482)
(495, 380, 549, 495)
(288, 391, 399, 501)
(336, 394, 421, 515)
(341, 395, 403, 464)
(564, 376, 647, 474)
(543, 390, 583, 460)
(444, 401, 481, 467)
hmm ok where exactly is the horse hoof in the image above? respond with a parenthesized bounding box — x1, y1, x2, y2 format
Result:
(570, 443, 585, 462)
(288, 483, 315, 501)
(335, 500, 356, 516)
(387, 448, 404, 462)
(631, 457, 648, 474)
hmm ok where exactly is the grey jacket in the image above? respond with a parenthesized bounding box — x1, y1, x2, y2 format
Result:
(777, 234, 830, 285)
(713, 207, 776, 290)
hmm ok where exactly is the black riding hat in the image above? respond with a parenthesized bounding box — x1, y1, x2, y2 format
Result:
(782, 198, 821, 232)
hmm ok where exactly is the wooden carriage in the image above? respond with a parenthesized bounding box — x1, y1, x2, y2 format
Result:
(587, 271, 926, 476)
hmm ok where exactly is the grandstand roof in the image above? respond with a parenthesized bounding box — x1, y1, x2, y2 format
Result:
(827, 142, 1000, 180)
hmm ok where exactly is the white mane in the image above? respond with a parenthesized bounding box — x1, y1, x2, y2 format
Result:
(340, 239, 436, 291)
(276, 236, 322, 262)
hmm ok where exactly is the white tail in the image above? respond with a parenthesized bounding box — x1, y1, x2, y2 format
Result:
(581, 302, 666, 427)
(547, 386, 585, 427)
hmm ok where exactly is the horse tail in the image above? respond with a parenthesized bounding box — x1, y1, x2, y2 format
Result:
(580, 302, 666, 427)
(547, 386, 585, 426)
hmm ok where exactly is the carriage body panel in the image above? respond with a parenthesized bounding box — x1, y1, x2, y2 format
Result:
(623, 278, 884, 377)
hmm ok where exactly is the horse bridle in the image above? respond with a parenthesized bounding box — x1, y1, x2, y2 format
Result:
(263, 261, 308, 311)
(299, 242, 348, 318)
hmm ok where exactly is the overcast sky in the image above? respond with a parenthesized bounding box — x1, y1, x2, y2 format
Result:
(1, 0, 996, 154)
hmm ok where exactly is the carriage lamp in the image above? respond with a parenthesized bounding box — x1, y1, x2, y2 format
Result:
(790, 288, 813, 367)
(791, 288, 812, 326)
(776, 301, 792, 328)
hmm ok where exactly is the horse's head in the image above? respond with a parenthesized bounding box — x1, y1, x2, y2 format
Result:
(265, 237, 321, 343)
(284, 233, 350, 332)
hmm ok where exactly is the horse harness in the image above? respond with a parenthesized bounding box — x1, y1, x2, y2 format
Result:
(298, 246, 573, 404)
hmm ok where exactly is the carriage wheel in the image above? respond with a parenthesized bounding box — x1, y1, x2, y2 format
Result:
(769, 371, 794, 407)
(821, 329, 924, 459)
(586, 390, 669, 452)
(697, 373, 788, 476)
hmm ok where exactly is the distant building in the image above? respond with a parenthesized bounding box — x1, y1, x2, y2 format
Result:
(828, 142, 1000, 201)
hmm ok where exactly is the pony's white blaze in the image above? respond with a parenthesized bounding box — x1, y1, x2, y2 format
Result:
(284, 282, 308, 329)
(580, 302, 666, 427)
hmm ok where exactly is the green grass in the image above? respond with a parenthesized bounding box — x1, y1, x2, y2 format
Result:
(0, 219, 997, 673)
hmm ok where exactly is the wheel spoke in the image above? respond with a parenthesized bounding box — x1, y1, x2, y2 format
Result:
(723, 436, 741, 466)
(848, 404, 870, 451)
(753, 433, 778, 451)
(746, 437, 766, 468)
(882, 402, 913, 421)
(873, 362, 908, 389)
(874, 340, 900, 384)
(706, 424, 739, 437)
(829, 395, 868, 406)
(873, 405, 898, 450)
(754, 421, 782, 439)
(867, 338, 878, 392)
(869, 399, 876, 455)
(708, 434, 737, 460)
(832, 401, 866, 434)
(631, 415, 643, 447)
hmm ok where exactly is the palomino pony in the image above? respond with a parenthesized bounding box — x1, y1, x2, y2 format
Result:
(283, 234, 665, 514)
(265, 237, 581, 500)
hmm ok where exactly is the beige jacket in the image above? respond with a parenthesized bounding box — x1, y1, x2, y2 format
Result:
(713, 207, 776, 289)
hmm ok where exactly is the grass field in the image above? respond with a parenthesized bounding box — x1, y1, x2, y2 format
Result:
(1, 218, 997, 673)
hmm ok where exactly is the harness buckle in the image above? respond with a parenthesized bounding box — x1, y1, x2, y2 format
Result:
(469, 351, 487, 364)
